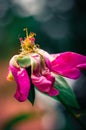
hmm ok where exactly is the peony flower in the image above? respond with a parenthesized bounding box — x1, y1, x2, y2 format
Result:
(7, 28, 86, 102)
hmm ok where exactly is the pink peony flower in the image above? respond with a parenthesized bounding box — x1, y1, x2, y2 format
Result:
(7, 29, 86, 102)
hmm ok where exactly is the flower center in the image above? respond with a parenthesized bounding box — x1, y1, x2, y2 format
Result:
(19, 28, 47, 73)
(20, 28, 39, 53)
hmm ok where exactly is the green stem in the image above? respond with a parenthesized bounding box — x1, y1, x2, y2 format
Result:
(58, 95, 86, 130)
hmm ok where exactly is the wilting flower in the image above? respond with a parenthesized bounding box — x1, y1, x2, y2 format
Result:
(7, 28, 86, 102)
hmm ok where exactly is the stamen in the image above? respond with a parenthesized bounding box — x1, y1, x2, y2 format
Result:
(20, 28, 40, 53)
(19, 37, 23, 42)
(23, 28, 28, 38)
(29, 32, 36, 38)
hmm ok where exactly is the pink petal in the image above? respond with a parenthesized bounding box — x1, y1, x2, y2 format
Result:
(31, 74, 52, 92)
(49, 87, 59, 96)
(10, 65, 30, 102)
(31, 73, 59, 96)
(51, 52, 86, 79)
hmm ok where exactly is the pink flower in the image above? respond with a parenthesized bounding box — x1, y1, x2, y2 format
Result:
(7, 29, 86, 102)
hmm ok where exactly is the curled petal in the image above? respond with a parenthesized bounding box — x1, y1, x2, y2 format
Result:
(49, 87, 59, 96)
(31, 73, 59, 96)
(10, 65, 30, 102)
(51, 52, 86, 79)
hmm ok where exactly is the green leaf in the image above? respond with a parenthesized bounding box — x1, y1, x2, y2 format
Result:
(3, 112, 37, 130)
(53, 75, 80, 109)
(28, 83, 35, 105)
(17, 56, 31, 68)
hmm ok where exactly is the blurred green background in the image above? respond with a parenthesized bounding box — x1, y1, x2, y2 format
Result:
(1, 0, 86, 60)
(0, 0, 86, 130)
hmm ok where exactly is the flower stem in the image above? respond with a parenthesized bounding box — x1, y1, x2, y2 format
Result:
(57, 95, 86, 130)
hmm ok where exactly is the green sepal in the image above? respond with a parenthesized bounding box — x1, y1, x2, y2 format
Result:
(53, 75, 80, 109)
(28, 83, 35, 105)
(17, 56, 31, 68)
